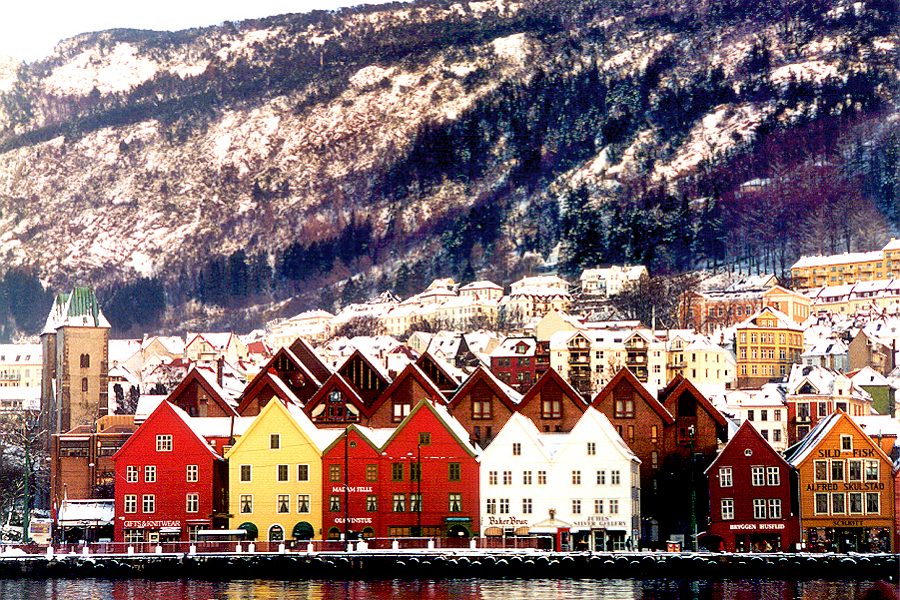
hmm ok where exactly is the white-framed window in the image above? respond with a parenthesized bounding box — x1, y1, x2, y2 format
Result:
(240, 494, 253, 514)
(503, 471, 512, 485)
(298, 464, 309, 481)
(186, 493, 199, 513)
(572, 470, 581, 485)
(126, 465, 138, 483)
(523, 498, 533, 514)
(142, 494, 155, 514)
(489, 471, 498, 485)
(752, 498, 766, 519)
(538, 471, 547, 485)
(865, 460, 879, 481)
(499, 499, 510, 514)
(751, 466, 765, 486)
(512, 443, 521, 456)
(186, 464, 198, 482)
(270, 434, 280, 449)
(144, 465, 156, 483)
(523, 471, 532, 485)
(155, 435, 172, 452)
(240, 464, 251, 482)
(277, 494, 290, 513)
(719, 467, 732, 487)
(850, 492, 863, 514)
(866, 492, 880, 514)
(124, 494, 137, 513)
(814, 460, 827, 482)
(298, 494, 311, 513)
(486, 499, 496, 514)
(815, 493, 829, 515)
(611, 470, 621, 485)
(596, 470, 606, 485)
(587, 442, 596, 456)
(766, 467, 780, 486)
(609, 499, 619, 514)
(594, 499, 604, 514)
(832, 492, 845, 514)
(841, 435, 852, 451)
(572, 499, 581, 514)
(721, 498, 734, 520)
(768, 499, 782, 519)
(277, 464, 289, 482)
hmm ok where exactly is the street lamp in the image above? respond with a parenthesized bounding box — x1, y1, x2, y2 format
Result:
(416, 441, 422, 538)
(343, 426, 350, 551)
(688, 424, 697, 552)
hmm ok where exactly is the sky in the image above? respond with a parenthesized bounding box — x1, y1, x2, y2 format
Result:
(0, 1, 396, 61)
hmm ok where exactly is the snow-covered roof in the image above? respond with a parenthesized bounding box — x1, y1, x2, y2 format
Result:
(491, 336, 536, 357)
(460, 280, 503, 291)
(786, 411, 842, 466)
(142, 335, 186, 355)
(792, 250, 884, 270)
(57, 499, 115, 526)
(0, 344, 41, 363)
(737, 306, 803, 331)
(109, 339, 141, 364)
(43, 287, 111, 333)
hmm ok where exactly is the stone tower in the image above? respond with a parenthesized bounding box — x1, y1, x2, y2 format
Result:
(40, 287, 110, 436)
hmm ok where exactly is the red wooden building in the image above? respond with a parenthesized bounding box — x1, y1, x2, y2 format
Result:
(366, 363, 446, 428)
(112, 401, 228, 543)
(704, 421, 800, 552)
(305, 373, 367, 427)
(489, 337, 551, 393)
(447, 365, 521, 448)
(321, 400, 479, 539)
(516, 368, 587, 433)
(166, 368, 238, 418)
(338, 350, 391, 408)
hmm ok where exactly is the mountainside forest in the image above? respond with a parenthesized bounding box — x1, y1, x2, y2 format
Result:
(0, 0, 896, 335)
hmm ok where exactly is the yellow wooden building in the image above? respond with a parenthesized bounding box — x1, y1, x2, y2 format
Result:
(786, 411, 894, 553)
(225, 399, 340, 543)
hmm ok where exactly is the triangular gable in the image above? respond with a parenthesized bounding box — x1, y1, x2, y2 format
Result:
(338, 349, 391, 406)
(591, 368, 674, 424)
(449, 365, 519, 414)
(518, 368, 588, 412)
(236, 371, 304, 416)
(236, 347, 320, 414)
(487, 412, 553, 463)
(320, 423, 384, 456)
(166, 368, 238, 417)
(379, 399, 478, 458)
(787, 410, 894, 468)
(112, 400, 221, 462)
(565, 407, 640, 463)
(289, 337, 332, 383)
(224, 396, 322, 460)
(659, 374, 728, 429)
(368, 363, 446, 416)
(304, 372, 369, 421)
(705, 420, 791, 475)
(416, 352, 460, 394)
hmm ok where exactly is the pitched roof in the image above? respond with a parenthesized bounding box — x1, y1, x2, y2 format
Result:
(289, 337, 332, 382)
(591, 368, 674, 424)
(785, 410, 893, 467)
(368, 363, 446, 415)
(658, 374, 728, 429)
(166, 367, 238, 416)
(43, 287, 111, 333)
(518, 367, 588, 412)
(380, 399, 480, 457)
(705, 420, 791, 474)
(449, 365, 521, 412)
(113, 401, 223, 462)
(303, 372, 368, 418)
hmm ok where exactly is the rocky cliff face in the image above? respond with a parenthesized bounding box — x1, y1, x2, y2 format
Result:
(0, 0, 895, 330)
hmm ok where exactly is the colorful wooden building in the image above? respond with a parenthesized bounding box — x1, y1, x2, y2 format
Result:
(447, 365, 521, 448)
(785, 411, 895, 552)
(112, 401, 228, 543)
(704, 421, 800, 552)
(225, 399, 339, 543)
(321, 400, 479, 539)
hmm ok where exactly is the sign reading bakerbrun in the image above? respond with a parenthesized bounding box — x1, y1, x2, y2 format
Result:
(787, 411, 895, 553)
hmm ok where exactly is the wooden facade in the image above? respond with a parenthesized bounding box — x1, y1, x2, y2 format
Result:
(516, 368, 587, 433)
(447, 366, 519, 448)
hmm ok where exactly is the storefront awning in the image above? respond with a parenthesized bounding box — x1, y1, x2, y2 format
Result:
(57, 499, 114, 527)
(237, 522, 258, 540)
(292, 521, 314, 540)
(159, 527, 181, 534)
(484, 527, 503, 537)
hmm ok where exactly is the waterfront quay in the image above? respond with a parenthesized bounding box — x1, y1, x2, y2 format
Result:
(0, 545, 896, 581)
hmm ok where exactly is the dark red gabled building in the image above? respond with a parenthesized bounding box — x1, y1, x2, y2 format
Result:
(447, 365, 520, 448)
(591, 367, 674, 483)
(236, 347, 322, 415)
(658, 374, 728, 457)
(166, 368, 238, 418)
(289, 337, 333, 384)
(321, 400, 480, 539)
(516, 368, 586, 433)
(366, 363, 446, 428)
(705, 421, 800, 552)
(489, 337, 550, 393)
(304, 373, 367, 428)
(338, 350, 391, 408)
(113, 401, 228, 543)
(416, 352, 461, 397)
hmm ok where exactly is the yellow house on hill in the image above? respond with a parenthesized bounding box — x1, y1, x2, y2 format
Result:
(225, 399, 340, 543)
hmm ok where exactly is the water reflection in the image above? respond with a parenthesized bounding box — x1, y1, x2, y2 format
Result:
(0, 578, 893, 599)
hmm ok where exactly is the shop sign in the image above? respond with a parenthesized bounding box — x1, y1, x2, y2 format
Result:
(334, 517, 373, 524)
(833, 520, 865, 527)
(486, 516, 530, 526)
(728, 523, 785, 531)
(123, 520, 181, 528)
(331, 485, 374, 493)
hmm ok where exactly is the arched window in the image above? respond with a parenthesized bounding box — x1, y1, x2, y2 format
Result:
(328, 527, 341, 540)
(80, 354, 90, 368)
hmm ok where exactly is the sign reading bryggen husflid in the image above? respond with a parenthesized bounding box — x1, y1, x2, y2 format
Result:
(786, 411, 895, 553)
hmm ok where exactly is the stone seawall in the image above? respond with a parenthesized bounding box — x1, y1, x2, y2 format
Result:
(0, 552, 896, 580)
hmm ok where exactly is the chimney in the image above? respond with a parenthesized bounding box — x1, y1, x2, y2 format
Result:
(217, 357, 224, 388)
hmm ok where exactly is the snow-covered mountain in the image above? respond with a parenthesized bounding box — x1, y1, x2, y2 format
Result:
(0, 0, 896, 332)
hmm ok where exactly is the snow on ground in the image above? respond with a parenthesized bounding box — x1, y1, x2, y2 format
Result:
(770, 60, 841, 86)
(216, 29, 281, 62)
(45, 44, 159, 95)
(492, 33, 530, 64)
(655, 103, 769, 181)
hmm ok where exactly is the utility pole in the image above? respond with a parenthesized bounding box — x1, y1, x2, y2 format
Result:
(343, 426, 350, 551)
(22, 420, 30, 543)
(688, 424, 696, 552)
(417, 441, 422, 538)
